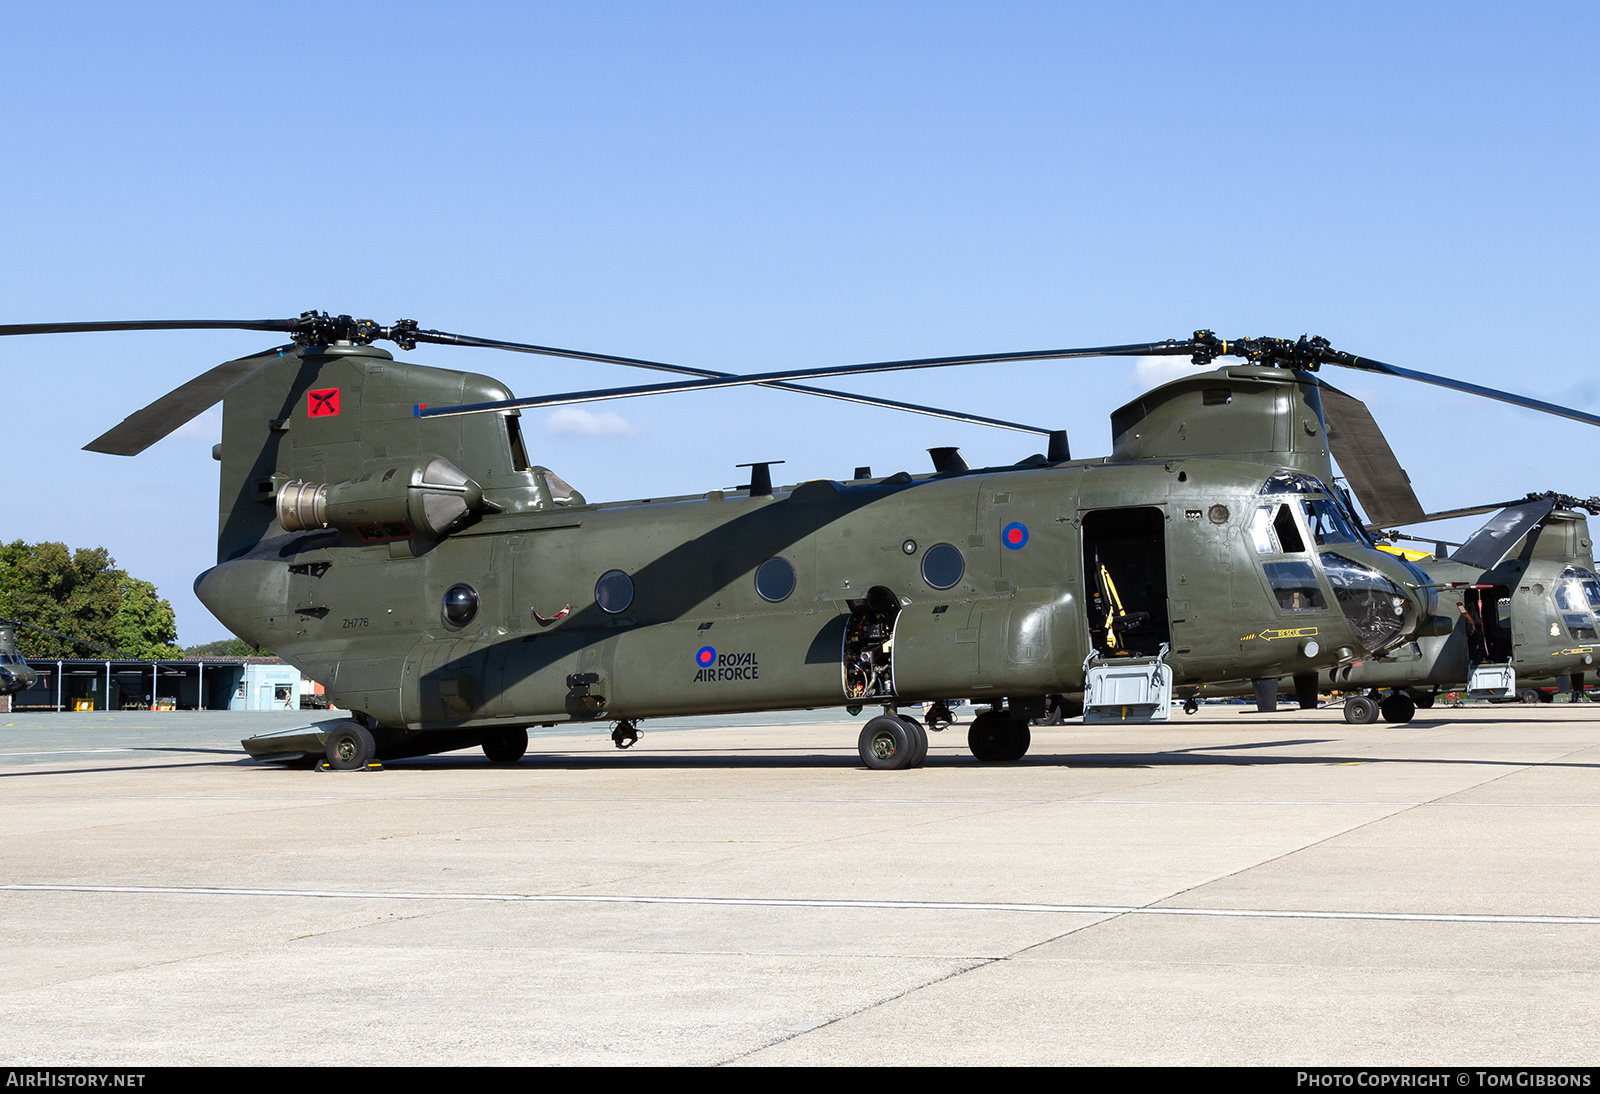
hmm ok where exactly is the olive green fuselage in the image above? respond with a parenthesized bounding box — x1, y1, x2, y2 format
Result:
(193, 343, 1429, 751)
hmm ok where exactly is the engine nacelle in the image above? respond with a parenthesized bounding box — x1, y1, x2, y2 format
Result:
(277, 456, 485, 541)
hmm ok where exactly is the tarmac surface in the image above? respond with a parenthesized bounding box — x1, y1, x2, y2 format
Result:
(2, 704, 1599, 1066)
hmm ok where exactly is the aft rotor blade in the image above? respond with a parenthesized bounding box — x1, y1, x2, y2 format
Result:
(1450, 498, 1559, 570)
(415, 339, 1185, 419)
(83, 345, 297, 456)
(0, 319, 298, 338)
(411, 328, 1062, 434)
(1391, 501, 1528, 527)
(1317, 382, 1425, 527)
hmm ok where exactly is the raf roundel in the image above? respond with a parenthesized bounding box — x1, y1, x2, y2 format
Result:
(1002, 521, 1029, 550)
(695, 646, 717, 667)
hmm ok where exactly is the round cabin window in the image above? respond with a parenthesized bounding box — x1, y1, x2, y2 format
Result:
(442, 583, 479, 627)
(921, 543, 965, 590)
(755, 557, 797, 602)
(595, 570, 635, 614)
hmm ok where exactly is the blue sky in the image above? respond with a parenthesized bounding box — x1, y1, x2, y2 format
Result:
(3, 2, 1596, 643)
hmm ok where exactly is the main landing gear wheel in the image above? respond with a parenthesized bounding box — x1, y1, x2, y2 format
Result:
(967, 712, 1030, 762)
(1379, 694, 1416, 724)
(1004, 722, 1031, 761)
(1520, 689, 1541, 705)
(482, 727, 528, 763)
(324, 720, 376, 771)
(859, 714, 918, 770)
(1344, 695, 1381, 725)
(1414, 691, 1435, 710)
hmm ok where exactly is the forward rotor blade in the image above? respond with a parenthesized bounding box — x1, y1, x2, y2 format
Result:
(1450, 497, 1559, 570)
(83, 345, 296, 456)
(415, 339, 1184, 419)
(1317, 381, 1425, 527)
(1326, 355, 1600, 429)
(411, 328, 1060, 434)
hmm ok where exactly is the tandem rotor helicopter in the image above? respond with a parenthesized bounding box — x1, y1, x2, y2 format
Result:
(1190, 491, 1600, 722)
(5, 312, 1597, 770)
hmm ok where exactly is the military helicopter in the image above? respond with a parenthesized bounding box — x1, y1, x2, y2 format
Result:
(5, 314, 1595, 770)
(1187, 494, 1600, 722)
(0, 624, 39, 699)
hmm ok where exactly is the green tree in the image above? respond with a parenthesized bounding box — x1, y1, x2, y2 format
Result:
(112, 578, 183, 659)
(183, 638, 272, 658)
(0, 540, 182, 658)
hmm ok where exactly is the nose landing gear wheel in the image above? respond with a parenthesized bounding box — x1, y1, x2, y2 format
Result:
(859, 714, 916, 770)
(896, 715, 929, 766)
(1344, 695, 1381, 725)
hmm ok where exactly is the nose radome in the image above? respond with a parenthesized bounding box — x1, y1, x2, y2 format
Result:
(1321, 549, 1435, 656)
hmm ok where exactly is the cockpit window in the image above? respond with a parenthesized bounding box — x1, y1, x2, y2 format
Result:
(1263, 561, 1326, 611)
(1260, 470, 1332, 495)
(1249, 507, 1277, 553)
(1274, 505, 1307, 553)
(1303, 498, 1363, 546)
(1250, 503, 1306, 554)
(1558, 567, 1600, 610)
(1555, 580, 1600, 612)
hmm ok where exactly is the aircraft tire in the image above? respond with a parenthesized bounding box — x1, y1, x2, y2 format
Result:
(1411, 690, 1435, 710)
(324, 721, 376, 771)
(1344, 696, 1381, 725)
(860, 715, 915, 770)
(897, 715, 929, 767)
(1520, 689, 1540, 704)
(967, 712, 1010, 761)
(1001, 721, 1031, 761)
(483, 727, 529, 763)
(1380, 694, 1416, 724)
